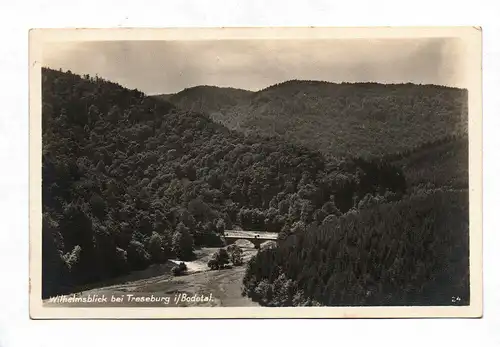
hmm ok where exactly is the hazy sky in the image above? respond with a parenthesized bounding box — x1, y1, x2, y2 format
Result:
(43, 38, 465, 95)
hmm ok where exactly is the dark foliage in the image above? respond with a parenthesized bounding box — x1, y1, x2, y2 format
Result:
(171, 262, 188, 276)
(165, 80, 468, 159)
(242, 190, 469, 307)
(208, 248, 230, 270)
(154, 85, 253, 114)
(389, 135, 469, 189)
(41, 68, 406, 297)
(172, 222, 194, 260)
(227, 244, 244, 266)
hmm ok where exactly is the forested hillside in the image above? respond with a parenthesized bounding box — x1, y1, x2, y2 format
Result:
(387, 135, 468, 189)
(164, 80, 468, 159)
(243, 189, 469, 306)
(41, 69, 407, 298)
(154, 85, 253, 116)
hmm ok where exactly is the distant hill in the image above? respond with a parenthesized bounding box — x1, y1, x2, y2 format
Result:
(162, 80, 468, 159)
(154, 85, 253, 116)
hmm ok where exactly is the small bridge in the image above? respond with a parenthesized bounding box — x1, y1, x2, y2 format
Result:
(223, 230, 279, 249)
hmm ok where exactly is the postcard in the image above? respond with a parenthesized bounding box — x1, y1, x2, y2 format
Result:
(29, 27, 482, 319)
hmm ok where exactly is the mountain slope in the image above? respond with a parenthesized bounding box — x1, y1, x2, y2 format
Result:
(151, 80, 470, 308)
(154, 85, 253, 116)
(243, 189, 469, 306)
(41, 69, 406, 297)
(387, 135, 469, 189)
(164, 80, 468, 159)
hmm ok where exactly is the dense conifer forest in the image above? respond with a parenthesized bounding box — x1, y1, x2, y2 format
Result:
(159, 80, 468, 159)
(41, 68, 469, 307)
(242, 189, 469, 306)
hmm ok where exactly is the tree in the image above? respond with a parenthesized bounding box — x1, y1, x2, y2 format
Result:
(127, 240, 151, 270)
(290, 221, 306, 234)
(114, 247, 129, 274)
(208, 248, 230, 270)
(63, 245, 82, 272)
(216, 219, 226, 234)
(42, 213, 69, 298)
(227, 244, 243, 266)
(300, 200, 314, 224)
(171, 262, 188, 276)
(322, 214, 339, 225)
(172, 222, 194, 260)
(321, 201, 340, 216)
(90, 194, 106, 219)
(148, 232, 164, 263)
(59, 202, 94, 250)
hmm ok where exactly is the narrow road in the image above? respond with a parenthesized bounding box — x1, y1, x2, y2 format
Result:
(43, 242, 261, 308)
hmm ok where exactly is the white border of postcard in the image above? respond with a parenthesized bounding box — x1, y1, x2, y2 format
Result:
(29, 27, 483, 319)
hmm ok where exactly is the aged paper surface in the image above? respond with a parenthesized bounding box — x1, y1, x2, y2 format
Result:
(29, 27, 482, 319)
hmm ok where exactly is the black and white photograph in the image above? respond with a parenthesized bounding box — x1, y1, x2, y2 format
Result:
(29, 27, 482, 319)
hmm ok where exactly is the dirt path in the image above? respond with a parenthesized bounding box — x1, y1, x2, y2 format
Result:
(205, 266, 258, 306)
(44, 241, 262, 308)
